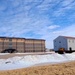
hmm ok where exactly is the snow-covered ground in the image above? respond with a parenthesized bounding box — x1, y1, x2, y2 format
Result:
(0, 53, 10, 55)
(0, 52, 75, 70)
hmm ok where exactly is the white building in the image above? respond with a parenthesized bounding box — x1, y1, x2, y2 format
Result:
(54, 36, 75, 52)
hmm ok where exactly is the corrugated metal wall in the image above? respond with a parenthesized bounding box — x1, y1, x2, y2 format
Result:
(0, 37, 45, 53)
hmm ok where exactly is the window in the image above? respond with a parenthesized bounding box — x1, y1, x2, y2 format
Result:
(9, 43, 12, 45)
(9, 39, 12, 41)
(9, 44, 12, 48)
(9, 41, 12, 48)
(55, 41, 56, 42)
(1, 39, 3, 40)
(55, 46, 56, 47)
(72, 40, 74, 43)
(59, 41, 61, 43)
(69, 40, 70, 42)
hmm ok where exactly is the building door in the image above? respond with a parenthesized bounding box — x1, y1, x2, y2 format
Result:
(69, 47, 72, 51)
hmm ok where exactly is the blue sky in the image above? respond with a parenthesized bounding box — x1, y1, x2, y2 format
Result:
(0, 0, 75, 48)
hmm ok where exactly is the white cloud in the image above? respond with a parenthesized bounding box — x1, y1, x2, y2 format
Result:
(52, 0, 75, 17)
(48, 25, 60, 29)
(61, 0, 75, 7)
(53, 25, 75, 36)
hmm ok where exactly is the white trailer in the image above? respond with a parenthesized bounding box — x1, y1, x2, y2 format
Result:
(53, 36, 75, 53)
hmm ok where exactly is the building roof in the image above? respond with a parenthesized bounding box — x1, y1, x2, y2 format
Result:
(61, 36, 75, 39)
(28, 38, 45, 41)
(0, 36, 45, 41)
(0, 36, 25, 39)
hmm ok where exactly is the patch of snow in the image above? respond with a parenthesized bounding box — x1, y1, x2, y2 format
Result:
(0, 53, 75, 70)
(0, 53, 10, 55)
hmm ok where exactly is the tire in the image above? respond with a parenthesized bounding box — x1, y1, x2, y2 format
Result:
(55, 51, 58, 53)
(4, 51, 9, 53)
(58, 51, 64, 54)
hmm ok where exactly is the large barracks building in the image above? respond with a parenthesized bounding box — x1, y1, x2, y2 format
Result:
(0, 37, 45, 53)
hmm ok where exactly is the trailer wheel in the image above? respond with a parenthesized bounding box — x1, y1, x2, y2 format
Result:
(4, 51, 9, 53)
(55, 51, 58, 53)
(58, 51, 64, 54)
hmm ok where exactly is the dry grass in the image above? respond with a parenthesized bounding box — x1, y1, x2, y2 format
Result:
(0, 61, 75, 75)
